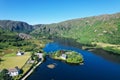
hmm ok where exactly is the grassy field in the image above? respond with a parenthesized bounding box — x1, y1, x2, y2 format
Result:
(0, 52, 30, 70)
(93, 42, 120, 48)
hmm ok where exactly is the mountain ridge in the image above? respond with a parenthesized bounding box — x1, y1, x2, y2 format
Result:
(0, 12, 120, 45)
(32, 12, 120, 44)
(0, 12, 120, 54)
(0, 20, 33, 33)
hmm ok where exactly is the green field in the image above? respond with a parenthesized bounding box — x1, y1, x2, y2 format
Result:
(0, 52, 30, 70)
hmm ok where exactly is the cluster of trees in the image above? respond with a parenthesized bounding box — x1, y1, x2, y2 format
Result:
(0, 29, 31, 48)
(0, 69, 12, 80)
(0, 28, 40, 50)
(52, 50, 84, 64)
(52, 50, 62, 57)
(31, 50, 44, 62)
(66, 51, 83, 64)
(31, 52, 39, 62)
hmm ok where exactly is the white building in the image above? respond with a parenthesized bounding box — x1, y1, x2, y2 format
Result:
(36, 53, 43, 58)
(17, 51, 24, 56)
(60, 54, 67, 60)
(8, 67, 20, 76)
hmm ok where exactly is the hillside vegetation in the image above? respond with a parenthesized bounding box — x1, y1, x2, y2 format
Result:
(0, 13, 120, 55)
(32, 13, 120, 54)
(32, 13, 120, 44)
(0, 28, 45, 56)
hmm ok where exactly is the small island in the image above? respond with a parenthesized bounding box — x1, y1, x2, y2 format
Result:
(51, 50, 84, 64)
(47, 64, 56, 69)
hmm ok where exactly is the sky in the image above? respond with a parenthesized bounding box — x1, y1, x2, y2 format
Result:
(0, 0, 120, 24)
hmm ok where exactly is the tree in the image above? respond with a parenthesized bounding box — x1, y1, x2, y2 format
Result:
(0, 58, 1, 64)
(31, 52, 35, 60)
(34, 56, 39, 62)
(0, 69, 12, 80)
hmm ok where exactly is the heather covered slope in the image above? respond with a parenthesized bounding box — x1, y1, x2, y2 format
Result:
(32, 13, 120, 45)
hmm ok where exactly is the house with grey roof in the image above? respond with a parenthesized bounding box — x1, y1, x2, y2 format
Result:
(60, 54, 67, 60)
(8, 67, 20, 76)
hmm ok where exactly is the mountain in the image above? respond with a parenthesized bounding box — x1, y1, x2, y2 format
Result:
(0, 20, 33, 33)
(32, 13, 120, 45)
(0, 12, 120, 54)
(0, 13, 120, 45)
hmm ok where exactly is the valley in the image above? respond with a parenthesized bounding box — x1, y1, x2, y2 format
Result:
(0, 12, 120, 80)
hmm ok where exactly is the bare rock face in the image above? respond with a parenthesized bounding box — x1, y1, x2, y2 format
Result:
(18, 33, 32, 39)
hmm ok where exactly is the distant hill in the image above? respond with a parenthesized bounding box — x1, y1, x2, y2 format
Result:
(32, 12, 120, 45)
(0, 20, 33, 33)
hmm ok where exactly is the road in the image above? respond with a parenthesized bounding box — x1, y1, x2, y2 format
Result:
(21, 58, 44, 80)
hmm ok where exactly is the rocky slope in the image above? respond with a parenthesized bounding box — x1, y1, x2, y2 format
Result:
(0, 20, 33, 33)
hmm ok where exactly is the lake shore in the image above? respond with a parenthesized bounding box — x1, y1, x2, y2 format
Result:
(27, 42, 120, 80)
(20, 58, 44, 80)
(87, 48, 120, 63)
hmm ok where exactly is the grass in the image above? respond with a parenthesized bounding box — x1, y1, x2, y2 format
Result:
(90, 42, 120, 54)
(0, 52, 30, 70)
(94, 42, 120, 48)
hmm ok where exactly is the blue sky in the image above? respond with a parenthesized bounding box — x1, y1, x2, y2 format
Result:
(0, 0, 120, 24)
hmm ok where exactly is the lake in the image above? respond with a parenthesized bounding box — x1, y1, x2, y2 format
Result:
(27, 42, 120, 80)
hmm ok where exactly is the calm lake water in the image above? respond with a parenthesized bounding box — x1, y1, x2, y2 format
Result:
(27, 42, 120, 80)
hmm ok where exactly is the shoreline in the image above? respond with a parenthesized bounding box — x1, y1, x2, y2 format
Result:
(83, 47, 120, 64)
(20, 57, 44, 80)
